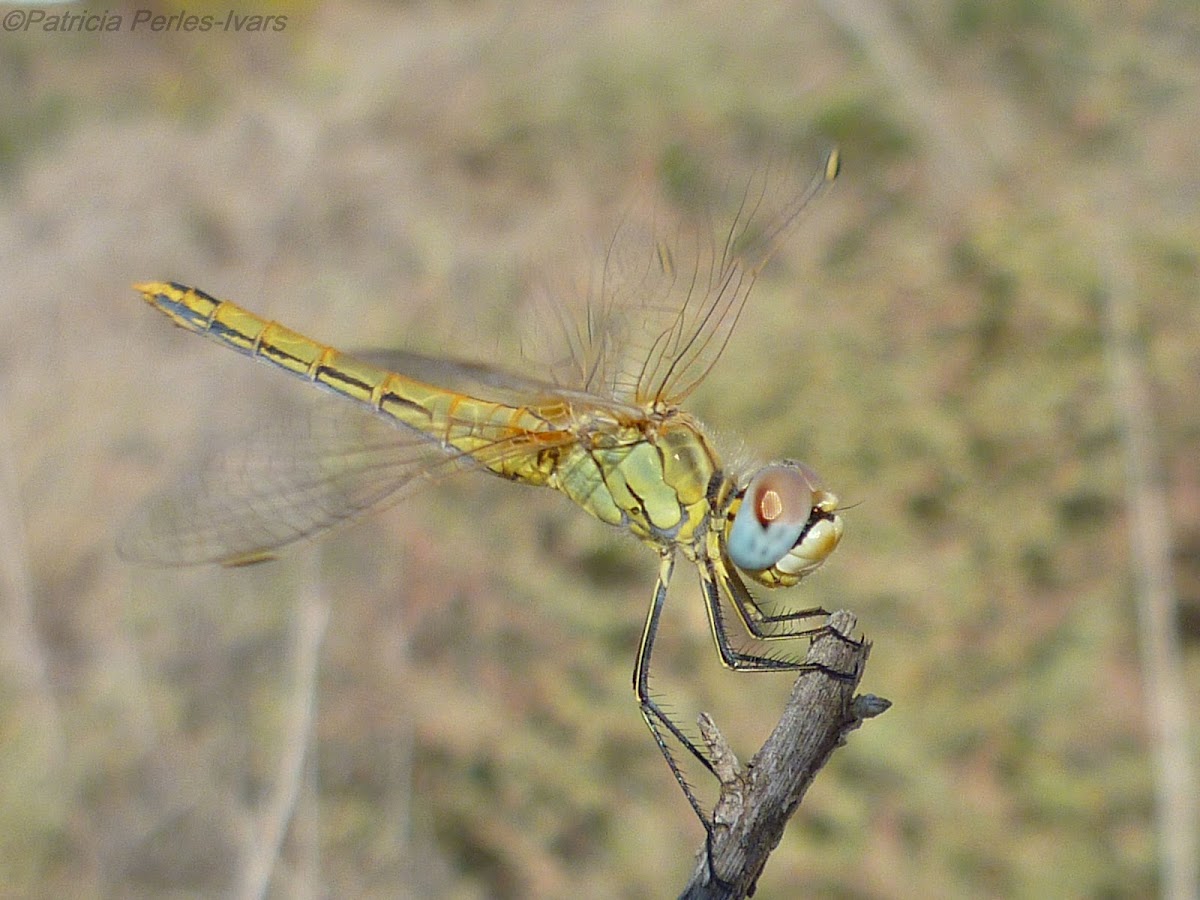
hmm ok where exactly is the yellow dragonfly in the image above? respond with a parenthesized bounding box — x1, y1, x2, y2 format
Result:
(122, 148, 845, 828)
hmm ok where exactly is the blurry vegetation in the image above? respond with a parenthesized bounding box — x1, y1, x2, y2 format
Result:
(0, 0, 1198, 897)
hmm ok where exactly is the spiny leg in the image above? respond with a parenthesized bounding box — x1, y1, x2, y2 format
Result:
(702, 556, 860, 680)
(733, 593, 832, 641)
(636, 553, 739, 890)
(716, 550, 865, 649)
(634, 550, 718, 826)
(729, 571, 860, 646)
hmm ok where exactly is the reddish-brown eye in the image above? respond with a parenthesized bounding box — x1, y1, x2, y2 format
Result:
(727, 465, 815, 570)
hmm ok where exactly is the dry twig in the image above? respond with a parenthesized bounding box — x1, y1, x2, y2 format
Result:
(679, 610, 885, 899)
(1098, 219, 1197, 899)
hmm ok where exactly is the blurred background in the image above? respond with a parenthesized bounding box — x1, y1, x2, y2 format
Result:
(2, 0, 1198, 897)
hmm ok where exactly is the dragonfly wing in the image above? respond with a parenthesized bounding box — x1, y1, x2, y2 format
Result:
(119, 392, 575, 566)
(544, 147, 839, 407)
(355, 349, 568, 405)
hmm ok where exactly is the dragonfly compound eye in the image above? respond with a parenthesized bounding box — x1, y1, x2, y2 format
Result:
(726, 465, 816, 571)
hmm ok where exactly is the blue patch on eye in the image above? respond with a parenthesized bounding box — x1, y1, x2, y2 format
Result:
(727, 500, 805, 570)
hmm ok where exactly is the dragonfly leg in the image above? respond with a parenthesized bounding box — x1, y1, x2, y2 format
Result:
(635, 550, 718, 825)
(634, 550, 858, 841)
(702, 556, 860, 679)
(718, 553, 865, 651)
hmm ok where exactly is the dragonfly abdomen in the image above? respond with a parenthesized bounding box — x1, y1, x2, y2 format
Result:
(134, 282, 397, 400)
(134, 281, 569, 486)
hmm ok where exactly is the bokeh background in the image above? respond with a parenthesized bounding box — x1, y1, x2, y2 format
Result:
(2, 1, 1198, 897)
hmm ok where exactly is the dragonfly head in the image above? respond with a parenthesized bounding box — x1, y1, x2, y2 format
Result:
(724, 461, 842, 588)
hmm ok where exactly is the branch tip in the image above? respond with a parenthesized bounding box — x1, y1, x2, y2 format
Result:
(852, 693, 891, 720)
(699, 711, 744, 786)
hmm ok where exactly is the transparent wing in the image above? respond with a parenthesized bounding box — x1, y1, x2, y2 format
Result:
(119, 367, 579, 567)
(538, 147, 839, 407)
(352, 349, 640, 416)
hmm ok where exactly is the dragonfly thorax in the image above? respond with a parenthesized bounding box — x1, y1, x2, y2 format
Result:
(723, 461, 843, 588)
(550, 410, 718, 549)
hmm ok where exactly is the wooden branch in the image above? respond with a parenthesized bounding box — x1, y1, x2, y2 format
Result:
(679, 611, 887, 899)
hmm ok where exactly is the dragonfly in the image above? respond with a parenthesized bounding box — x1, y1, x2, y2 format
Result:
(122, 147, 846, 829)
